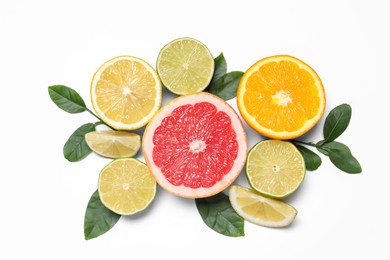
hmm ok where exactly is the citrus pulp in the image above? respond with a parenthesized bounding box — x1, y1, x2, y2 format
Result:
(143, 92, 247, 198)
(156, 37, 214, 95)
(91, 55, 162, 130)
(237, 55, 326, 139)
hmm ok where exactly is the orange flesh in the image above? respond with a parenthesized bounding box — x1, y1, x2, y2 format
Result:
(243, 60, 321, 132)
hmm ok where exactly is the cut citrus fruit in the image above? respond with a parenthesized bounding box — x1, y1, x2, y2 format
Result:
(85, 130, 140, 158)
(246, 140, 305, 198)
(98, 158, 156, 215)
(237, 55, 326, 140)
(91, 56, 162, 130)
(229, 185, 297, 227)
(156, 37, 214, 95)
(143, 92, 247, 198)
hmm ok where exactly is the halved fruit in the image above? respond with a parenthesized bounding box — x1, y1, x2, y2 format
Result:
(237, 55, 326, 140)
(229, 185, 297, 227)
(143, 92, 247, 198)
(91, 56, 162, 130)
(98, 158, 156, 215)
(156, 37, 214, 95)
(246, 140, 305, 198)
(85, 130, 140, 158)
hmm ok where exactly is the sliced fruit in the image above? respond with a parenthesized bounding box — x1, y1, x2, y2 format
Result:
(229, 185, 297, 227)
(91, 55, 162, 130)
(143, 92, 247, 198)
(98, 158, 156, 215)
(246, 140, 305, 198)
(85, 130, 140, 158)
(156, 37, 214, 95)
(237, 55, 326, 140)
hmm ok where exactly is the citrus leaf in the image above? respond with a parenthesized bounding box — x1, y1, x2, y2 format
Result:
(84, 190, 121, 240)
(206, 71, 244, 100)
(295, 145, 322, 171)
(329, 149, 362, 174)
(205, 53, 227, 94)
(316, 146, 328, 155)
(63, 123, 95, 162)
(316, 139, 326, 148)
(316, 141, 350, 156)
(195, 192, 244, 237)
(210, 52, 227, 85)
(323, 104, 351, 142)
(327, 147, 362, 174)
(317, 141, 362, 173)
(48, 85, 86, 113)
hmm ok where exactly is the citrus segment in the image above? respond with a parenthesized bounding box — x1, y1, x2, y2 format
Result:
(143, 92, 247, 198)
(98, 158, 156, 215)
(85, 130, 140, 158)
(156, 37, 214, 95)
(246, 140, 305, 198)
(91, 56, 162, 130)
(237, 55, 326, 139)
(229, 185, 297, 227)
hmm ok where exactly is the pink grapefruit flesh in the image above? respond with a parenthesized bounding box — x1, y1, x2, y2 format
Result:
(143, 92, 247, 198)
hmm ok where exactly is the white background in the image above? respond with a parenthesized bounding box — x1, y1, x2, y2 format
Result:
(1, 0, 389, 259)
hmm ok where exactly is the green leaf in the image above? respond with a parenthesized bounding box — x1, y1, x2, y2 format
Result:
(316, 141, 349, 155)
(316, 139, 326, 148)
(63, 123, 95, 162)
(195, 192, 244, 237)
(323, 104, 352, 142)
(84, 190, 121, 240)
(205, 53, 227, 95)
(328, 149, 362, 174)
(210, 53, 227, 85)
(48, 85, 86, 113)
(317, 141, 362, 173)
(295, 145, 322, 171)
(206, 71, 244, 100)
(316, 146, 328, 155)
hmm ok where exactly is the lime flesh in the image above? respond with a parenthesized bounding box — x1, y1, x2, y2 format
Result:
(246, 140, 305, 198)
(156, 37, 214, 95)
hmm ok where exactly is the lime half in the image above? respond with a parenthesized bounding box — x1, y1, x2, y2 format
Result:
(98, 158, 156, 215)
(246, 140, 305, 198)
(156, 37, 214, 95)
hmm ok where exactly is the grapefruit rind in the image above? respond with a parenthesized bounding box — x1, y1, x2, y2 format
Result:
(142, 92, 247, 198)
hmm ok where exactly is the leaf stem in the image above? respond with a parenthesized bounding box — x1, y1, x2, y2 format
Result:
(292, 139, 318, 148)
(93, 121, 104, 127)
(86, 108, 115, 130)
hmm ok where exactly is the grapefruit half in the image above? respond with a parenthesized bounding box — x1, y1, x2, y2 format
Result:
(143, 92, 247, 198)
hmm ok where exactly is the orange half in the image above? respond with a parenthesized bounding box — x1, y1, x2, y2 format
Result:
(237, 55, 326, 140)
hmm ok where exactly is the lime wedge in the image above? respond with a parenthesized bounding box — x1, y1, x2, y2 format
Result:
(85, 130, 140, 158)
